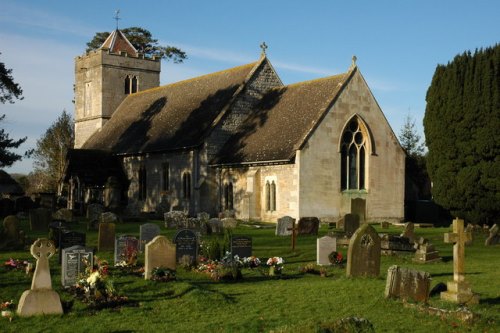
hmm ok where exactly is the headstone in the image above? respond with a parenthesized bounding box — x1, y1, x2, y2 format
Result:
(17, 238, 63, 316)
(0, 198, 15, 218)
(164, 210, 187, 229)
(465, 224, 474, 245)
(385, 265, 431, 303)
(140, 223, 161, 252)
(98, 222, 115, 251)
(61, 245, 93, 287)
(29, 208, 51, 232)
(208, 218, 223, 234)
(400, 222, 415, 243)
(346, 224, 381, 278)
(3, 215, 20, 241)
(485, 224, 499, 246)
(58, 231, 86, 263)
(86, 203, 104, 223)
(114, 235, 139, 265)
(297, 217, 319, 235)
(48, 220, 70, 248)
(276, 216, 295, 236)
(197, 212, 210, 223)
(101, 211, 119, 224)
(197, 212, 210, 235)
(344, 213, 360, 237)
(317, 235, 337, 265)
(221, 217, 238, 229)
(336, 217, 345, 230)
(440, 218, 479, 304)
(413, 237, 441, 263)
(15, 196, 35, 213)
(380, 234, 415, 254)
(144, 236, 176, 280)
(231, 236, 252, 258)
(173, 229, 198, 265)
(380, 221, 390, 229)
(53, 208, 73, 223)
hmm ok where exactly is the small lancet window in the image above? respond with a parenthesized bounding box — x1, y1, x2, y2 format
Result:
(224, 182, 234, 210)
(182, 172, 191, 199)
(131, 76, 138, 93)
(125, 76, 131, 94)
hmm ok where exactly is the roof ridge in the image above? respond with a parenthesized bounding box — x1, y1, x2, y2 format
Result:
(284, 71, 349, 88)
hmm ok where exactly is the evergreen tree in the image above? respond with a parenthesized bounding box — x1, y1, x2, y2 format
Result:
(32, 110, 74, 192)
(424, 44, 500, 225)
(86, 27, 186, 63)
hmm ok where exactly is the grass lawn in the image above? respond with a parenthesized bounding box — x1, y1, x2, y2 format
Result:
(0, 218, 499, 332)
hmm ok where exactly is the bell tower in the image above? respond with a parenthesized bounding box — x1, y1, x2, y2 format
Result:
(74, 29, 161, 148)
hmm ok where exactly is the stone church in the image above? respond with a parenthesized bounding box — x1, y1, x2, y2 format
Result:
(63, 29, 405, 223)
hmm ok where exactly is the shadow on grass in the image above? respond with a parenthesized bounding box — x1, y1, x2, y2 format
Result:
(431, 271, 482, 277)
(480, 297, 500, 305)
(441, 256, 453, 262)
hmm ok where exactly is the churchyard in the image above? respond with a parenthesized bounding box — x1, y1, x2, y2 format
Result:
(0, 214, 499, 332)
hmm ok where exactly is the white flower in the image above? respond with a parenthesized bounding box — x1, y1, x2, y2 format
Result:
(86, 271, 100, 288)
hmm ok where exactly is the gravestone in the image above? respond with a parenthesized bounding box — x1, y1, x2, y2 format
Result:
(197, 212, 210, 223)
(380, 234, 415, 255)
(3, 215, 20, 241)
(465, 224, 474, 245)
(164, 210, 187, 229)
(346, 224, 381, 278)
(58, 230, 86, 263)
(351, 198, 366, 223)
(485, 224, 499, 246)
(336, 217, 345, 230)
(413, 237, 441, 263)
(208, 218, 223, 234)
(400, 222, 415, 243)
(17, 238, 63, 316)
(87, 203, 104, 223)
(61, 245, 93, 287)
(276, 216, 295, 236)
(53, 208, 73, 223)
(114, 235, 139, 265)
(222, 217, 238, 229)
(101, 211, 119, 224)
(144, 236, 176, 280)
(0, 198, 15, 218)
(173, 229, 198, 265)
(440, 218, 479, 304)
(29, 208, 51, 232)
(98, 222, 115, 251)
(48, 220, 70, 248)
(197, 212, 210, 235)
(344, 213, 360, 237)
(297, 217, 319, 235)
(231, 236, 252, 258)
(140, 223, 161, 252)
(385, 265, 431, 303)
(317, 235, 337, 265)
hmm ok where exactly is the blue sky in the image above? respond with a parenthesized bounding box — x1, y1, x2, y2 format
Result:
(1, 0, 498, 173)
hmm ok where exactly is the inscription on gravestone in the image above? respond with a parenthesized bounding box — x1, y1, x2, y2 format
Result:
(173, 229, 198, 265)
(61, 245, 93, 287)
(231, 236, 252, 258)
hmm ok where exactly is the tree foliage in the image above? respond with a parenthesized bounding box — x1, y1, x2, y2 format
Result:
(86, 27, 186, 63)
(423, 44, 500, 224)
(0, 115, 27, 168)
(32, 110, 74, 192)
(0, 52, 23, 104)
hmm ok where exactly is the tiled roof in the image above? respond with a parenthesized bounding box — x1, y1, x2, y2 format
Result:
(83, 60, 261, 154)
(212, 69, 355, 165)
(101, 29, 138, 56)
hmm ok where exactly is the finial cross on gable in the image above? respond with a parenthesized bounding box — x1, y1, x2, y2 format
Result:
(260, 42, 268, 55)
(114, 9, 121, 29)
(444, 218, 472, 282)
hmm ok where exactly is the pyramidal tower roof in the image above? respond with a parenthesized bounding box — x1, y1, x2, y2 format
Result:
(100, 29, 138, 56)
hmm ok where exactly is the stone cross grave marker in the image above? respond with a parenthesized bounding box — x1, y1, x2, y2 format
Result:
(58, 230, 86, 263)
(413, 237, 441, 263)
(114, 235, 139, 265)
(144, 236, 176, 280)
(98, 222, 116, 251)
(440, 218, 478, 304)
(297, 217, 319, 235)
(231, 236, 252, 258)
(288, 220, 299, 250)
(17, 238, 63, 316)
(276, 216, 295, 236)
(140, 223, 161, 252)
(385, 265, 431, 303)
(343, 213, 360, 237)
(400, 222, 415, 243)
(346, 224, 381, 278)
(317, 235, 337, 265)
(173, 229, 198, 265)
(61, 245, 93, 287)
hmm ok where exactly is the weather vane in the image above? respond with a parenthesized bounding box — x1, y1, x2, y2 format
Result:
(114, 9, 121, 29)
(260, 42, 268, 56)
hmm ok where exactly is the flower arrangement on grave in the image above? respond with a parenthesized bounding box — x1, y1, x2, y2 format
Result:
(197, 252, 243, 281)
(150, 267, 176, 282)
(266, 257, 284, 276)
(328, 251, 344, 267)
(4, 258, 31, 272)
(115, 243, 138, 268)
(1, 300, 15, 320)
(243, 256, 261, 269)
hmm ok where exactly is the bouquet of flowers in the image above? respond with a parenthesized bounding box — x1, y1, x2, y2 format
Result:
(266, 257, 284, 276)
(328, 251, 344, 267)
(243, 256, 261, 269)
(1, 300, 15, 320)
(151, 267, 176, 282)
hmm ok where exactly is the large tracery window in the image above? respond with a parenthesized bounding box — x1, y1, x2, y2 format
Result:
(341, 118, 367, 190)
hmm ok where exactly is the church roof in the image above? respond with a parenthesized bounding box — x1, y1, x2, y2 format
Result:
(212, 69, 355, 165)
(83, 59, 262, 154)
(100, 29, 138, 57)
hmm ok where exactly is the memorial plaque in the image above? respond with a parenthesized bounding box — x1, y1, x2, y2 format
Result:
(140, 223, 161, 252)
(231, 236, 252, 258)
(58, 230, 86, 263)
(173, 229, 198, 264)
(61, 245, 93, 287)
(114, 235, 139, 265)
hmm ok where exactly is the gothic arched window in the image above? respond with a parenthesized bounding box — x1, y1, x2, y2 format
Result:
(265, 180, 277, 212)
(138, 164, 147, 200)
(224, 182, 234, 210)
(131, 76, 138, 93)
(341, 118, 367, 190)
(182, 172, 191, 199)
(125, 76, 131, 94)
